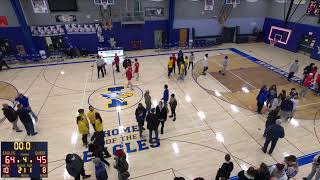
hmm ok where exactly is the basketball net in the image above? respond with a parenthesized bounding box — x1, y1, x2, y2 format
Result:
(232, 2, 237, 8)
(102, 2, 108, 10)
(270, 39, 278, 47)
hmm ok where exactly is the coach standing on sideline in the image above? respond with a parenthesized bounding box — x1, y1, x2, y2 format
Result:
(96, 56, 105, 78)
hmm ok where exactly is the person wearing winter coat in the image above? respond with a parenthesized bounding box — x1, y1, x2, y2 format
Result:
(114, 149, 130, 180)
(262, 119, 285, 154)
(280, 97, 294, 121)
(144, 90, 152, 113)
(135, 103, 147, 137)
(303, 154, 320, 180)
(283, 155, 299, 178)
(238, 166, 256, 180)
(264, 108, 280, 137)
(215, 154, 234, 180)
(156, 101, 168, 135)
(65, 153, 91, 180)
(269, 163, 288, 180)
(255, 163, 270, 180)
(146, 108, 160, 143)
(287, 60, 299, 82)
(169, 94, 177, 121)
(2, 103, 22, 132)
(256, 85, 269, 114)
(93, 158, 108, 180)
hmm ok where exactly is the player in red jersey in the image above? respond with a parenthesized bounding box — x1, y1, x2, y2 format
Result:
(112, 53, 120, 72)
(124, 65, 133, 90)
(133, 58, 140, 80)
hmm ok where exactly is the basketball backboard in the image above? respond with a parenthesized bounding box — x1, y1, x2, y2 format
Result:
(268, 26, 292, 45)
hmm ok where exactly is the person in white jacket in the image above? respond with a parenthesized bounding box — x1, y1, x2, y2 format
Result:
(202, 54, 209, 75)
(96, 56, 105, 78)
(303, 154, 320, 180)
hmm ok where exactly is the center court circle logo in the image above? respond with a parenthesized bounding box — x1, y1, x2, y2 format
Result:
(88, 85, 143, 112)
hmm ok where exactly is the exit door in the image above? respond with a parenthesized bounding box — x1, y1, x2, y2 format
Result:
(154, 30, 163, 48)
(179, 28, 188, 47)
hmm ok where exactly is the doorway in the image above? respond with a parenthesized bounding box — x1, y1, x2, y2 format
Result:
(154, 30, 163, 48)
(179, 28, 188, 47)
(298, 33, 316, 55)
(45, 36, 65, 53)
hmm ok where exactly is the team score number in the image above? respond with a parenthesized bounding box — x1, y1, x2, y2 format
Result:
(2, 167, 9, 174)
(4, 155, 16, 164)
(36, 156, 47, 164)
(41, 167, 47, 174)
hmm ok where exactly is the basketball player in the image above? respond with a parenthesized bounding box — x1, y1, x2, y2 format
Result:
(133, 58, 140, 80)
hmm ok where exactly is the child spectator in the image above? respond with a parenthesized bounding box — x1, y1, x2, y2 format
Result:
(215, 154, 234, 180)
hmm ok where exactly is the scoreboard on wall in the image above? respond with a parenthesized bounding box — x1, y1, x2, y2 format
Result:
(1, 142, 48, 178)
(306, 0, 320, 16)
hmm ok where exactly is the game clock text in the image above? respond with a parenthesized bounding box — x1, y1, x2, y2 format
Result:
(1, 141, 48, 178)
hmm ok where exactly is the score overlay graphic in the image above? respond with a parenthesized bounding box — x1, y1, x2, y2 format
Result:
(1, 142, 48, 178)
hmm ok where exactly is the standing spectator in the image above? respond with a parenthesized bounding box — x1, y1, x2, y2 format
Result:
(16, 104, 37, 136)
(156, 101, 168, 135)
(113, 53, 120, 72)
(303, 154, 320, 180)
(133, 58, 140, 80)
(269, 163, 288, 180)
(87, 106, 97, 131)
(202, 54, 209, 75)
(135, 103, 146, 138)
(215, 154, 234, 180)
(168, 57, 173, 77)
(96, 56, 105, 79)
(256, 85, 268, 114)
(280, 97, 294, 121)
(0, 52, 10, 71)
(255, 163, 270, 180)
(93, 158, 108, 180)
(162, 84, 169, 106)
(169, 94, 177, 121)
(267, 85, 277, 108)
(124, 66, 133, 90)
(287, 60, 299, 82)
(184, 56, 189, 76)
(177, 62, 185, 81)
(262, 119, 285, 154)
(77, 116, 89, 147)
(219, 56, 229, 76)
(172, 54, 177, 74)
(92, 144, 110, 166)
(238, 166, 256, 180)
(177, 50, 184, 74)
(302, 63, 314, 84)
(15, 93, 38, 121)
(283, 155, 298, 179)
(290, 96, 298, 119)
(270, 96, 281, 111)
(2, 103, 22, 132)
(90, 131, 111, 159)
(311, 66, 318, 79)
(188, 52, 194, 70)
(146, 108, 160, 143)
(78, 109, 89, 131)
(122, 56, 131, 70)
(264, 108, 280, 137)
(114, 149, 130, 180)
(289, 88, 298, 98)
(94, 112, 104, 132)
(315, 74, 320, 96)
(279, 90, 287, 101)
(300, 73, 314, 98)
(65, 153, 91, 180)
(144, 90, 152, 114)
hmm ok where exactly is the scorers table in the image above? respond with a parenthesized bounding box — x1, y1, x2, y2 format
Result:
(1, 142, 48, 178)
(98, 47, 125, 64)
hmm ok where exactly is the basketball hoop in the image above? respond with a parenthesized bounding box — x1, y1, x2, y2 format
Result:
(270, 39, 278, 47)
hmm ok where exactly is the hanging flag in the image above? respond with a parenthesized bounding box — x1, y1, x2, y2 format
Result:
(0, 16, 8, 27)
(204, 0, 214, 11)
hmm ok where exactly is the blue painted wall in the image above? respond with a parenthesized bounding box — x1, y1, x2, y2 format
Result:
(263, 17, 320, 61)
(0, 27, 26, 54)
